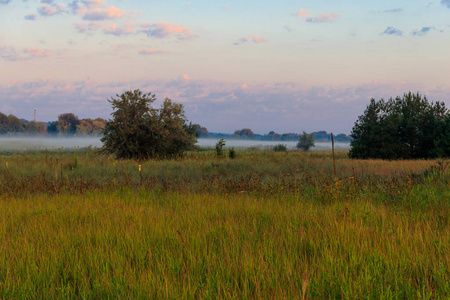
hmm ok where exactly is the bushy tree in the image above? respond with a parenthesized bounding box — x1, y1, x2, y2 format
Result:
(57, 113, 80, 135)
(297, 131, 315, 151)
(233, 128, 255, 139)
(100, 89, 197, 159)
(349, 92, 450, 159)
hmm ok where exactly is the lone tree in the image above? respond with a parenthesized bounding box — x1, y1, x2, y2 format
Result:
(349, 92, 450, 159)
(297, 131, 315, 151)
(100, 89, 198, 159)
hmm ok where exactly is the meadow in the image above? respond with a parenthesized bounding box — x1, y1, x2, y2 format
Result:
(0, 148, 449, 298)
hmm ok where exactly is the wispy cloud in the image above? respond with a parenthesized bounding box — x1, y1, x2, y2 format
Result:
(411, 27, 435, 36)
(139, 22, 197, 40)
(0, 46, 54, 61)
(103, 22, 136, 36)
(38, 4, 65, 16)
(381, 8, 403, 13)
(74, 21, 103, 34)
(381, 27, 402, 36)
(297, 10, 340, 23)
(234, 35, 267, 45)
(23, 47, 52, 57)
(138, 49, 170, 55)
(0, 0, 11, 5)
(3, 77, 444, 133)
(296, 9, 312, 18)
(442, 0, 450, 8)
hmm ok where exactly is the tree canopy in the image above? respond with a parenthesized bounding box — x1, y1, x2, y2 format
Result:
(100, 89, 197, 159)
(349, 92, 450, 159)
(297, 131, 315, 151)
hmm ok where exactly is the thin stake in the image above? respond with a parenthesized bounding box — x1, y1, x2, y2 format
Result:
(331, 133, 337, 180)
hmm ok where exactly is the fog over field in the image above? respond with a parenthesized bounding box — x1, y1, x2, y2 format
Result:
(0, 137, 349, 152)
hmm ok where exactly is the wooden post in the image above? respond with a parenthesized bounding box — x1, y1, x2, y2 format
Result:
(331, 133, 337, 180)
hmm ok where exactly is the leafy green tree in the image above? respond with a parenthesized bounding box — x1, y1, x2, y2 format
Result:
(233, 128, 255, 139)
(297, 131, 315, 151)
(100, 89, 197, 159)
(47, 121, 58, 136)
(215, 138, 226, 157)
(25, 121, 47, 135)
(349, 92, 449, 159)
(57, 113, 80, 135)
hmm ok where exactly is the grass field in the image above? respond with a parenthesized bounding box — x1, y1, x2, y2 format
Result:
(0, 148, 449, 298)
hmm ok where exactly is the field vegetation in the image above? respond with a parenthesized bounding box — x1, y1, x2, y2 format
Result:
(0, 148, 449, 298)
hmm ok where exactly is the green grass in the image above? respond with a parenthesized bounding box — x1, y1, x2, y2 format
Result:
(0, 149, 449, 298)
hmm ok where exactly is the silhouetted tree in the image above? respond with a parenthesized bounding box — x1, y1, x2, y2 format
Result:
(100, 89, 197, 159)
(349, 92, 450, 159)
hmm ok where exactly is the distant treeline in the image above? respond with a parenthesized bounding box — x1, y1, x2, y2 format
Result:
(0, 112, 105, 136)
(1, 111, 350, 142)
(196, 126, 351, 143)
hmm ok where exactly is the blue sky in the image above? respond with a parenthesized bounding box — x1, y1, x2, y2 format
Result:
(1, 0, 449, 134)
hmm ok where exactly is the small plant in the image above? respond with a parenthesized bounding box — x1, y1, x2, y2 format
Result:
(297, 131, 315, 151)
(215, 139, 226, 157)
(273, 144, 287, 152)
(229, 147, 236, 159)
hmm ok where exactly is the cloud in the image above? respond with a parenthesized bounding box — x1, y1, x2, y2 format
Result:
(82, 6, 125, 21)
(74, 21, 103, 34)
(234, 35, 267, 45)
(138, 49, 170, 55)
(307, 12, 340, 23)
(249, 35, 267, 43)
(23, 47, 52, 57)
(1, 78, 448, 133)
(139, 22, 197, 40)
(411, 27, 435, 36)
(442, 0, 450, 8)
(296, 9, 312, 18)
(0, 0, 11, 5)
(104, 22, 136, 36)
(0, 46, 53, 61)
(381, 8, 403, 13)
(25, 14, 38, 21)
(297, 10, 340, 23)
(38, 4, 66, 16)
(382, 27, 402, 36)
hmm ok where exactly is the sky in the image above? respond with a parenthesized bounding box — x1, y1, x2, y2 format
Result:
(1, 0, 449, 134)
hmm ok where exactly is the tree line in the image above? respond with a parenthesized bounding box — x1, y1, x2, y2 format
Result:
(349, 92, 450, 159)
(0, 112, 105, 136)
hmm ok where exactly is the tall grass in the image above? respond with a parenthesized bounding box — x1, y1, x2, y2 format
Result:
(0, 149, 449, 298)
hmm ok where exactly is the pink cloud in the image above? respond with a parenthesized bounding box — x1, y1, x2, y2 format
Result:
(140, 22, 197, 40)
(82, 6, 125, 21)
(297, 9, 312, 18)
(312, 12, 340, 23)
(297, 9, 340, 23)
(249, 35, 267, 43)
(74, 21, 103, 34)
(138, 49, 170, 55)
(104, 23, 136, 36)
(38, 4, 65, 16)
(23, 47, 52, 57)
(235, 35, 267, 45)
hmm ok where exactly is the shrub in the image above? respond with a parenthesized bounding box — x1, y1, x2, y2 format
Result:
(273, 144, 287, 152)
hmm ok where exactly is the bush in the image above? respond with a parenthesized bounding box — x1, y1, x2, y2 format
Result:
(229, 147, 236, 159)
(215, 139, 226, 157)
(273, 144, 287, 152)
